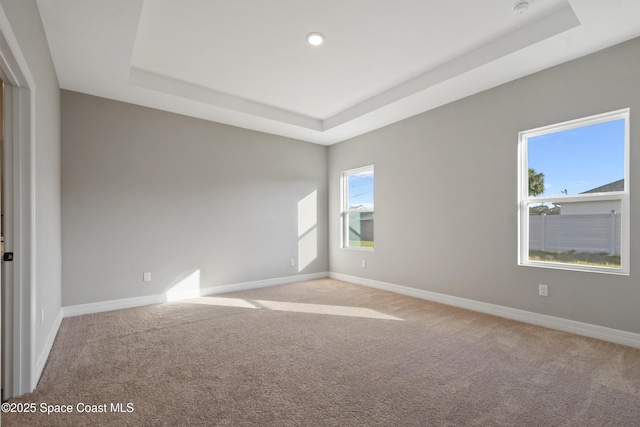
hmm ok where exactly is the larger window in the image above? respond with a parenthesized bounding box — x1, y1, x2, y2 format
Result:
(341, 166, 374, 250)
(518, 109, 629, 274)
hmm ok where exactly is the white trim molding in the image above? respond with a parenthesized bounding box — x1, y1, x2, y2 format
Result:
(517, 108, 630, 275)
(35, 308, 63, 384)
(63, 272, 329, 318)
(27, 269, 640, 394)
(0, 2, 37, 398)
(329, 272, 640, 350)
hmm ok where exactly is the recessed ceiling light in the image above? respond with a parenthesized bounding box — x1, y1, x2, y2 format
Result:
(513, 1, 530, 14)
(307, 32, 324, 46)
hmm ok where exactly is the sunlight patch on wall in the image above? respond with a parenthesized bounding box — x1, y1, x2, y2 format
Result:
(298, 228, 317, 272)
(298, 190, 317, 236)
(297, 190, 318, 272)
(165, 269, 202, 302)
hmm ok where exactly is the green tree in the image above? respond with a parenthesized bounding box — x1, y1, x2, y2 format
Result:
(528, 168, 545, 196)
(529, 203, 561, 216)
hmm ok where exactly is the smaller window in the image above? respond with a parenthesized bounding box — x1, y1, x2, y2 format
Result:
(518, 109, 629, 274)
(341, 166, 374, 250)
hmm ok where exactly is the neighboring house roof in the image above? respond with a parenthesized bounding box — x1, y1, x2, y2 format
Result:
(580, 179, 624, 194)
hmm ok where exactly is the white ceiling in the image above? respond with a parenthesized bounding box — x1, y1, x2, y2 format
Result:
(36, 0, 640, 145)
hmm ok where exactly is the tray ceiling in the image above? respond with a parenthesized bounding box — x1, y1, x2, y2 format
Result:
(37, 0, 640, 144)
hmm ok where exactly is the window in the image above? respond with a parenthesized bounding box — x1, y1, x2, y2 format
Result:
(518, 109, 629, 274)
(341, 166, 374, 249)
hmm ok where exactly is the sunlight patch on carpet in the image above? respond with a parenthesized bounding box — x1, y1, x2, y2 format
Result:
(181, 297, 403, 321)
(181, 297, 260, 309)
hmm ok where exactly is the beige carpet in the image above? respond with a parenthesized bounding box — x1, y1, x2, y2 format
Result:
(4, 279, 640, 426)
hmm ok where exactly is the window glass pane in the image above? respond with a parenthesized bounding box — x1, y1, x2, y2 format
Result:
(348, 212, 374, 248)
(528, 119, 625, 197)
(347, 170, 374, 209)
(528, 202, 621, 268)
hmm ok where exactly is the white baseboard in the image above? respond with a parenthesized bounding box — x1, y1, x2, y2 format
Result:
(34, 308, 64, 389)
(63, 294, 165, 317)
(330, 272, 640, 350)
(36, 269, 640, 396)
(63, 272, 329, 318)
(37, 272, 325, 392)
(60, 270, 640, 350)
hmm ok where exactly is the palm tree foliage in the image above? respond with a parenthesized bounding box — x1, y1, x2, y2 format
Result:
(528, 168, 545, 196)
(528, 168, 557, 215)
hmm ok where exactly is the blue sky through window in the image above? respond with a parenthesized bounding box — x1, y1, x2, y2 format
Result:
(528, 119, 625, 196)
(348, 170, 374, 209)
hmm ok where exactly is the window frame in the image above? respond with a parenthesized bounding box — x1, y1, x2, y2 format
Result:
(341, 165, 374, 251)
(517, 109, 630, 275)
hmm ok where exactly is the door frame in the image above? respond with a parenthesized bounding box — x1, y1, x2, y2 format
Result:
(0, 5, 36, 398)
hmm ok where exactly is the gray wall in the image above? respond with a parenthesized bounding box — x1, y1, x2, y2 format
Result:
(61, 91, 327, 306)
(329, 37, 640, 334)
(1, 0, 62, 365)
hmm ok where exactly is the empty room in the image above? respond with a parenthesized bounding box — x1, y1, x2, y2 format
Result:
(1, 0, 640, 425)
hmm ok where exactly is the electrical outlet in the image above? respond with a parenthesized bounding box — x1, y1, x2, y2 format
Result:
(361, 260, 366, 268)
(143, 272, 151, 282)
(538, 284, 548, 297)
(41, 309, 44, 325)
(290, 258, 295, 267)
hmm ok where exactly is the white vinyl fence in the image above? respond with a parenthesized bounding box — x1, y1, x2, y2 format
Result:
(529, 212, 621, 255)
